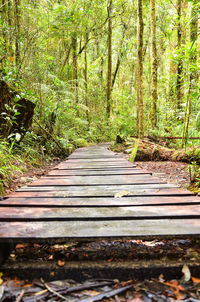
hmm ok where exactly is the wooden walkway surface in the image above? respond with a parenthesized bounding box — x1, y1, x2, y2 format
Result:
(1, 143, 200, 242)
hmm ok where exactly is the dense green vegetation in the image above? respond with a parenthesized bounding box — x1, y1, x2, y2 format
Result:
(0, 0, 199, 193)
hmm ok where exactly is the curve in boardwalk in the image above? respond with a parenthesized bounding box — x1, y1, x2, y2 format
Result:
(1, 143, 200, 241)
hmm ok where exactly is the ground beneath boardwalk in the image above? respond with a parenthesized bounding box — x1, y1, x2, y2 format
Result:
(136, 161, 190, 187)
(2, 274, 200, 301)
(119, 151, 191, 188)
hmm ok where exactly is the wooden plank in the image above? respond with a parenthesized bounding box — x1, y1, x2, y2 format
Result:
(28, 175, 166, 186)
(55, 162, 136, 169)
(16, 184, 180, 195)
(6, 188, 191, 198)
(1, 204, 200, 221)
(65, 158, 129, 162)
(55, 166, 137, 170)
(47, 169, 152, 176)
(2, 196, 199, 207)
(1, 219, 200, 240)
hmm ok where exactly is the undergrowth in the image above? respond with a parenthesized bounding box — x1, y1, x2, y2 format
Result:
(0, 138, 53, 195)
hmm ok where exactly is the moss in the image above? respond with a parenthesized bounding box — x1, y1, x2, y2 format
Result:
(172, 150, 181, 161)
(129, 139, 138, 162)
(152, 146, 160, 160)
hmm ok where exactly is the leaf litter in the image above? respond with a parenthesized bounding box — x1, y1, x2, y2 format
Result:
(2, 239, 200, 301)
(2, 272, 200, 301)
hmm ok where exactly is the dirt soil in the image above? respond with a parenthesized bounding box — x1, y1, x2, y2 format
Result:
(136, 161, 190, 187)
(3, 159, 61, 195)
(119, 151, 191, 188)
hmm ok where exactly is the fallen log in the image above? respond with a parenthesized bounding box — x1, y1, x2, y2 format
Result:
(113, 138, 200, 164)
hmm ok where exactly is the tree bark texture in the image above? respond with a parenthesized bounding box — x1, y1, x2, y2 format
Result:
(1, 0, 7, 55)
(14, 0, 20, 67)
(176, 0, 183, 109)
(136, 0, 144, 138)
(106, 0, 112, 119)
(72, 33, 78, 103)
(150, 0, 158, 129)
(84, 33, 90, 125)
(182, 1, 198, 147)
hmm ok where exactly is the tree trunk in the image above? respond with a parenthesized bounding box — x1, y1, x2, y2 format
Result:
(7, 0, 13, 50)
(72, 33, 78, 103)
(136, 0, 144, 138)
(176, 0, 183, 110)
(1, 0, 7, 56)
(150, 0, 158, 129)
(14, 0, 20, 68)
(106, 0, 112, 119)
(182, 1, 198, 148)
(112, 23, 126, 90)
(60, 44, 71, 75)
(84, 33, 90, 126)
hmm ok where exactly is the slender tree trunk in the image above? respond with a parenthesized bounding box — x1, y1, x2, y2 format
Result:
(176, 0, 183, 109)
(1, 0, 7, 55)
(7, 0, 12, 49)
(84, 33, 90, 126)
(60, 44, 71, 75)
(106, 0, 112, 119)
(182, 1, 198, 148)
(112, 24, 126, 90)
(136, 0, 144, 138)
(72, 33, 78, 103)
(100, 57, 104, 83)
(150, 0, 158, 129)
(14, 0, 20, 68)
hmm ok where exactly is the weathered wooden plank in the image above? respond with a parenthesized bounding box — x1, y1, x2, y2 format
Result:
(47, 169, 152, 176)
(65, 158, 129, 162)
(16, 184, 180, 195)
(2, 196, 199, 207)
(1, 219, 200, 241)
(6, 187, 191, 198)
(1, 204, 200, 221)
(55, 162, 136, 169)
(55, 166, 137, 171)
(28, 175, 166, 186)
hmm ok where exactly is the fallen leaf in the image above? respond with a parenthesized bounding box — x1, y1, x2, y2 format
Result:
(115, 191, 131, 198)
(57, 259, 65, 267)
(182, 264, 191, 282)
(160, 280, 185, 291)
(81, 290, 100, 296)
(191, 276, 200, 284)
(33, 243, 40, 248)
(34, 289, 48, 296)
(0, 273, 3, 286)
(15, 244, 24, 249)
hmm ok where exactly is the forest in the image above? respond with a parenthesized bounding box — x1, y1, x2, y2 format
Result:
(0, 0, 199, 194)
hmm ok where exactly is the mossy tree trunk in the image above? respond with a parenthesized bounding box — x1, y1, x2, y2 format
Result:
(182, 1, 198, 147)
(84, 32, 90, 126)
(106, 0, 112, 119)
(14, 0, 20, 68)
(150, 0, 158, 129)
(136, 0, 144, 138)
(72, 32, 78, 103)
(176, 0, 183, 110)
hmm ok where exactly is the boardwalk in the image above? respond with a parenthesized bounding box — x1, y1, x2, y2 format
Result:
(1, 144, 200, 242)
